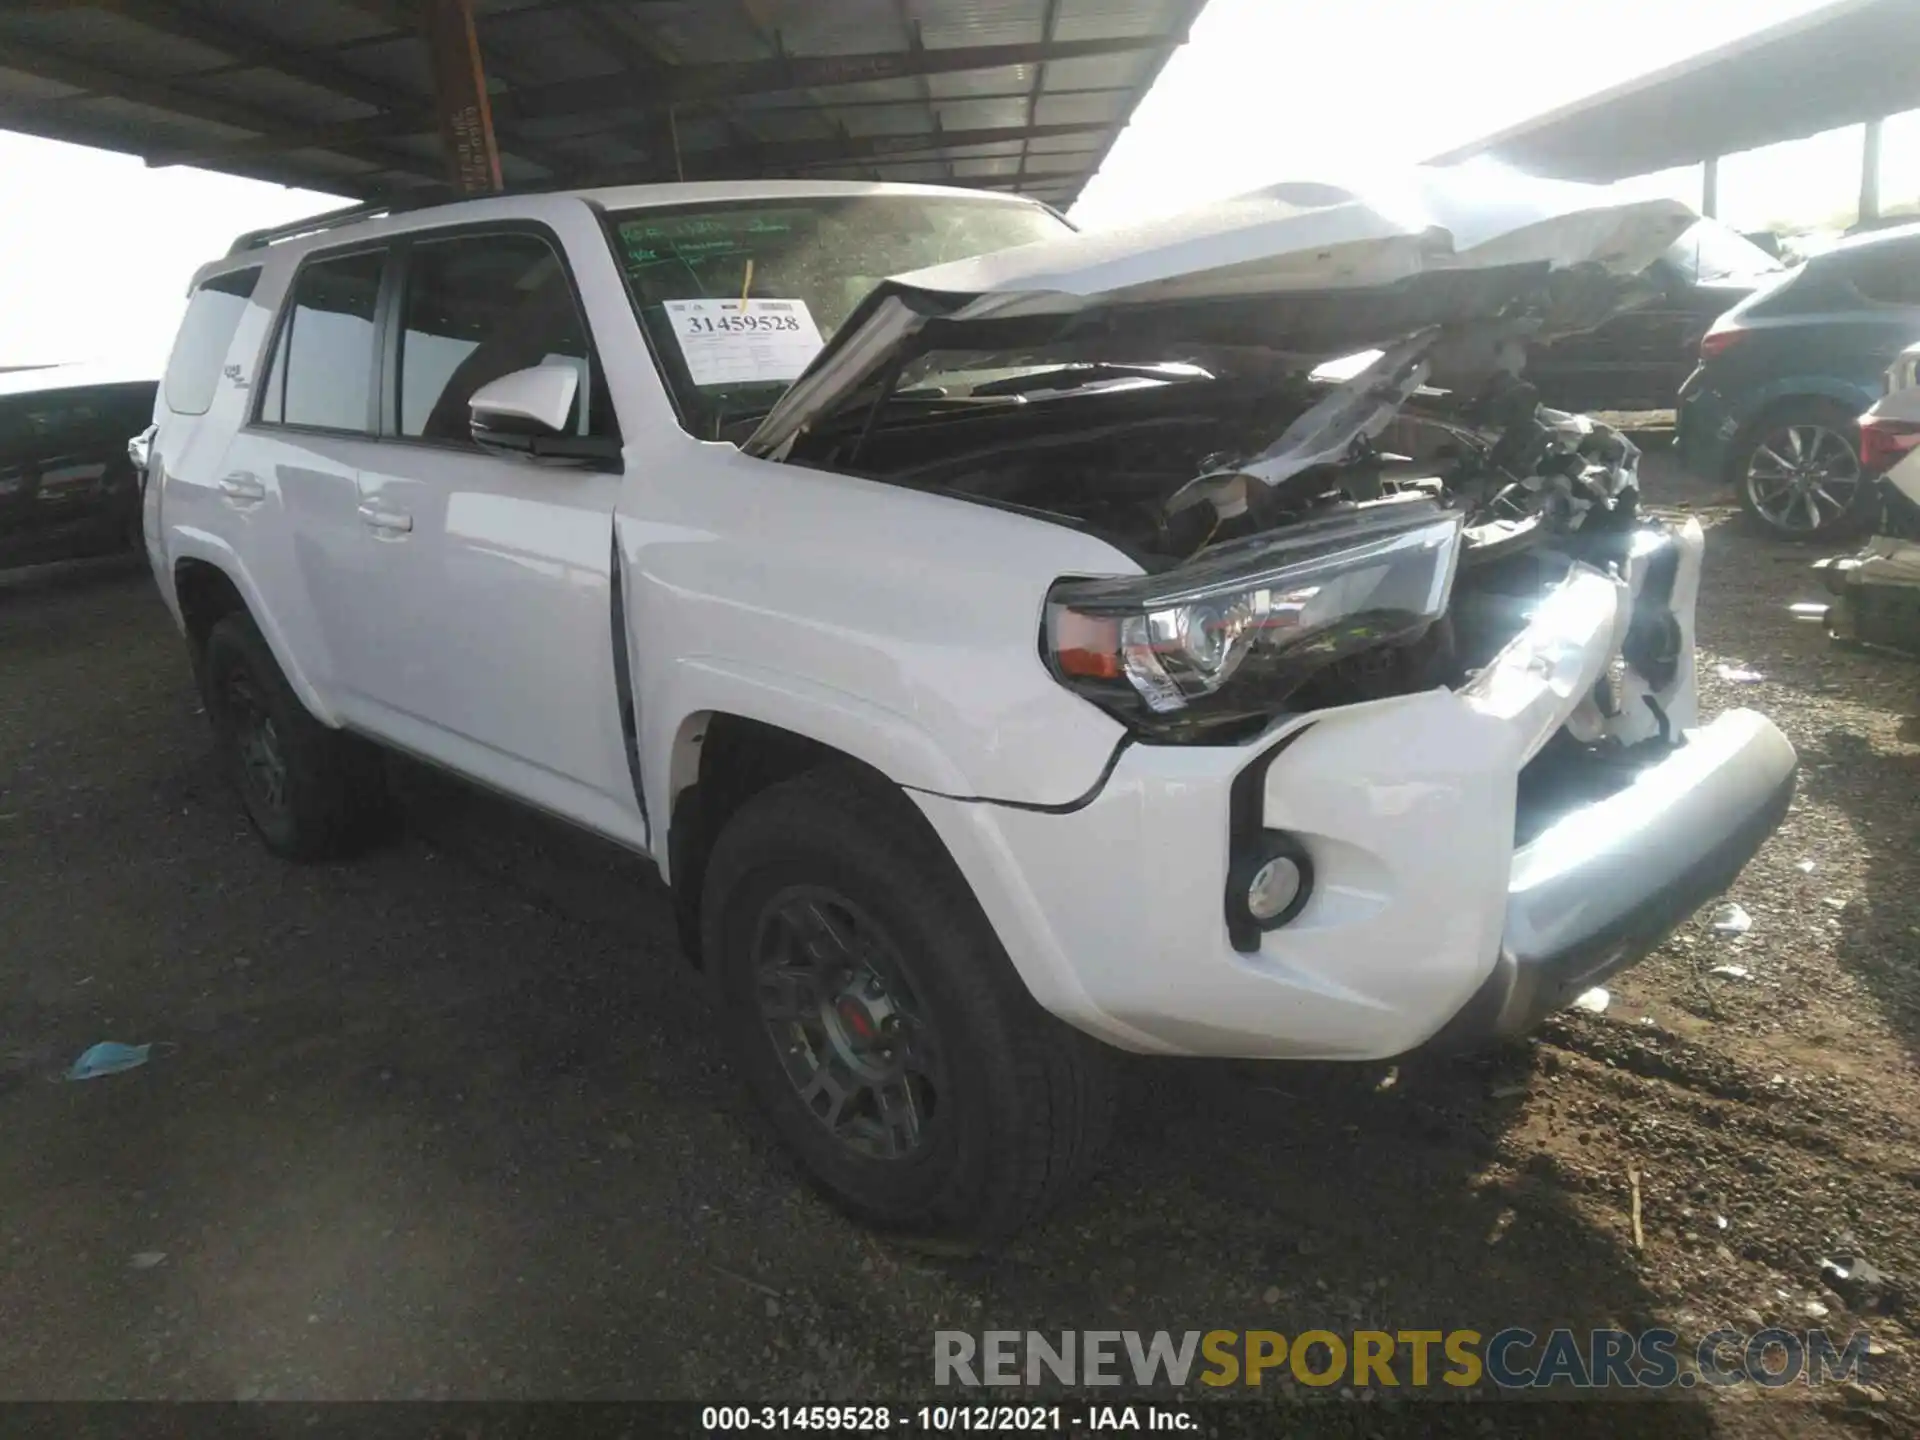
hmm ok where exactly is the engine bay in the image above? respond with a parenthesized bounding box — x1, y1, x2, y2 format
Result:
(754, 294, 1711, 755)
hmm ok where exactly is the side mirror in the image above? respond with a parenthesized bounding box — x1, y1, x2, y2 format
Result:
(469, 364, 620, 466)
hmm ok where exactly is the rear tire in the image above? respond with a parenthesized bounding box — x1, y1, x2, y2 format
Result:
(700, 767, 1114, 1248)
(1732, 399, 1876, 540)
(201, 612, 392, 860)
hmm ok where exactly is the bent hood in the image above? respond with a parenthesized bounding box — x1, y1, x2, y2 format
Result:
(745, 164, 1694, 459)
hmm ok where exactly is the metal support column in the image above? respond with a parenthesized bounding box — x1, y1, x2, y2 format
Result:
(1701, 155, 1719, 219)
(1861, 117, 1882, 225)
(422, 0, 501, 194)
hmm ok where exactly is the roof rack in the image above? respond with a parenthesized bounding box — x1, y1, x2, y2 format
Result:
(226, 199, 414, 256)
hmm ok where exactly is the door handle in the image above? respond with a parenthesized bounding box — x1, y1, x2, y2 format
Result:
(357, 502, 413, 534)
(217, 472, 265, 503)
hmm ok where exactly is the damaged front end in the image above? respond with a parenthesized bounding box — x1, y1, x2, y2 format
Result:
(751, 170, 1705, 749)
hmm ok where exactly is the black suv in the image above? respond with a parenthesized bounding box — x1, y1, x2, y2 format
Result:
(1528, 218, 1785, 413)
(0, 368, 158, 570)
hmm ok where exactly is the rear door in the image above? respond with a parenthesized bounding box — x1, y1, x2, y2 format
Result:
(220, 246, 387, 707)
(339, 225, 641, 846)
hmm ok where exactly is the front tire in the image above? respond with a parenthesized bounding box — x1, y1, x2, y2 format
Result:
(201, 613, 392, 860)
(1733, 400, 1875, 539)
(701, 768, 1114, 1247)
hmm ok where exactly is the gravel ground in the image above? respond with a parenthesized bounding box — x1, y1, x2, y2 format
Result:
(0, 467, 1914, 1435)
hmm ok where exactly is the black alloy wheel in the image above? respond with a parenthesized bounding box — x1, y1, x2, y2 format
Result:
(751, 886, 945, 1162)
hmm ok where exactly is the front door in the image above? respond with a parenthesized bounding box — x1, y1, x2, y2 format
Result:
(340, 227, 643, 847)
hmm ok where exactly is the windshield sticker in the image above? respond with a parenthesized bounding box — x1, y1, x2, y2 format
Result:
(663, 297, 825, 388)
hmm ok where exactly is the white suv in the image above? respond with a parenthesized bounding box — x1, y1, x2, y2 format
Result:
(147, 174, 1797, 1244)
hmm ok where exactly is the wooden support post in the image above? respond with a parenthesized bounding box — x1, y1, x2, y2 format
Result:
(422, 0, 501, 194)
(1701, 155, 1719, 219)
(1861, 117, 1882, 225)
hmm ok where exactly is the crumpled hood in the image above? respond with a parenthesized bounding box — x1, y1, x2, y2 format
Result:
(745, 165, 1694, 459)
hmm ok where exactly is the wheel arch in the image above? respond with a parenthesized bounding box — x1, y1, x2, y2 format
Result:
(660, 707, 962, 968)
(1721, 382, 1879, 481)
(169, 542, 336, 724)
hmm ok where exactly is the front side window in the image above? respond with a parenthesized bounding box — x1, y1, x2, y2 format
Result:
(396, 231, 610, 443)
(165, 268, 259, 416)
(606, 195, 1072, 438)
(258, 248, 386, 432)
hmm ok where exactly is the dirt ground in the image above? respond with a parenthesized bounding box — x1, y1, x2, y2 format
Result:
(0, 452, 1915, 1435)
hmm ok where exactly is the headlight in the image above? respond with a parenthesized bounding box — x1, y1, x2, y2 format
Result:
(1045, 501, 1464, 736)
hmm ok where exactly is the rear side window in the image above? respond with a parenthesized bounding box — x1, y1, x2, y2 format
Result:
(164, 268, 259, 416)
(258, 248, 387, 432)
(1841, 243, 1920, 306)
(396, 231, 614, 443)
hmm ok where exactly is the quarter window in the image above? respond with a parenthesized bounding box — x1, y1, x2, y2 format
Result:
(258, 249, 386, 432)
(1842, 244, 1920, 306)
(164, 268, 259, 416)
(396, 232, 611, 443)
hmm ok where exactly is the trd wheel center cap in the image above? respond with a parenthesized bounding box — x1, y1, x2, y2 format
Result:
(823, 978, 900, 1076)
(836, 995, 878, 1043)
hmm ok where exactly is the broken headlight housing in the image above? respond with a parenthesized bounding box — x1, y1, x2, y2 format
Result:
(1045, 501, 1464, 737)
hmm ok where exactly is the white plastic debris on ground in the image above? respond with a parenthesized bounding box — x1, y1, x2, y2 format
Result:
(1711, 903, 1753, 935)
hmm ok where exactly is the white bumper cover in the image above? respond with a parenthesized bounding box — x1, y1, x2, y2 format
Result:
(911, 535, 1797, 1060)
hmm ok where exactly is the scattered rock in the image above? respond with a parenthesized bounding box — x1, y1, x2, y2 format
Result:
(128, 1252, 166, 1270)
(1710, 903, 1753, 935)
(1822, 1238, 1907, 1316)
(1708, 964, 1752, 980)
(1573, 987, 1610, 1015)
(1715, 664, 1766, 683)
(1262, 1286, 1281, 1305)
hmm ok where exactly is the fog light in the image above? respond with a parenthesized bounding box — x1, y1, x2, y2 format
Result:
(1225, 830, 1315, 951)
(1246, 855, 1303, 921)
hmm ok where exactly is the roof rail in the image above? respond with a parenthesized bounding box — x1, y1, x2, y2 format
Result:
(226, 200, 406, 256)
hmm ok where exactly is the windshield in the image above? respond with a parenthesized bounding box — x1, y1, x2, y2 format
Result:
(608, 194, 1073, 438)
(1664, 219, 1783, 285)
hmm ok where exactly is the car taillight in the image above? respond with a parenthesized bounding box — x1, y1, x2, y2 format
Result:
(1858, 414, 1920, 474)
(1698, 325, 1747, 360)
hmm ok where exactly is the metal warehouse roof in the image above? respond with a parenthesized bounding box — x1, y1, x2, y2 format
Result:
(1428, 0, 1920, 182)
(0, 0, 1209, 209)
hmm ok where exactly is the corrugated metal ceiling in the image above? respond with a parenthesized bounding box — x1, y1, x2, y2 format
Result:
(0, 0, 1209, 207)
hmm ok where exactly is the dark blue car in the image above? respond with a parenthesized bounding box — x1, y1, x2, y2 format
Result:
(1677, 221, 1920, 538)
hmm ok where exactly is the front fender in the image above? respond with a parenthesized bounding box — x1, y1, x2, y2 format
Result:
(643, 657, 991, 864)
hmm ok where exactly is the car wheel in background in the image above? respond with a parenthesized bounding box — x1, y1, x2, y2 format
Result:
(1734, 400, 1875, 539)
(700, 766, 1114, 1249)
(201, 612, 393, 860)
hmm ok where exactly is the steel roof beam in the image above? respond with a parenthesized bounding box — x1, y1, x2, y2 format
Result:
(503, 34, 1177, 119)
(0, 32, 439, 182)
(572, 121, 1106, 185)
(136, 35, 1165, 171)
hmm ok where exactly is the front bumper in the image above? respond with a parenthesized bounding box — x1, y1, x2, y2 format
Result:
(911, 528, 1797, 1060)
(1425, 708, 1795, 1048)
